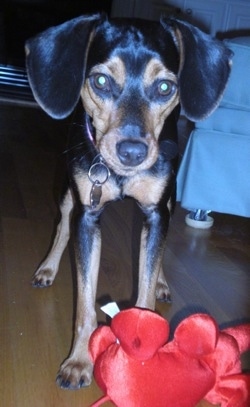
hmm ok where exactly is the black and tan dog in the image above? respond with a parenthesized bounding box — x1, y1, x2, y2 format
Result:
(25, 13, 232, 389)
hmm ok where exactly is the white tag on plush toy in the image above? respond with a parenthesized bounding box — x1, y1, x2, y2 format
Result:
(101, 302, 120, 318)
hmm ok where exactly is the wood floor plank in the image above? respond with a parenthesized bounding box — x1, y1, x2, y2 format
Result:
(166, 219, 250, 323)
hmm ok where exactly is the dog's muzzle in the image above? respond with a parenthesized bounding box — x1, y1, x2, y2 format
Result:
(116, 140, 148, 167)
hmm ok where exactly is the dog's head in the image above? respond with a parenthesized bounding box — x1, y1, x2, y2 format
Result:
(26, 14, 232, 175)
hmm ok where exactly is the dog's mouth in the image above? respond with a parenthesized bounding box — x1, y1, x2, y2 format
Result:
(100, 133, 158, 176)
(85, 115, 158, 176)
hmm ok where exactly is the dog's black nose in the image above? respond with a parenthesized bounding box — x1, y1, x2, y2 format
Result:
(116, 140, 148, 166)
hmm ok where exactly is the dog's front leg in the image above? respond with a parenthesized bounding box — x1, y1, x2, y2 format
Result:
(136, 205, 170, 310)
(32, 187, 73, 287)
(57, 207, 102, 389)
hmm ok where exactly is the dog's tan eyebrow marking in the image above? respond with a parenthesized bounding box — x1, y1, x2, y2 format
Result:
(143, 58, 177, 86)
(89, 56, 126, 88)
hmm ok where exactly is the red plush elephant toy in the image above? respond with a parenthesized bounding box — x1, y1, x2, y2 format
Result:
(89, 307, 250, 407)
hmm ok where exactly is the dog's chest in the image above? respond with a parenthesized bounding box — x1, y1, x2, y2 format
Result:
(74, 170, 170, 209)
(122, 173, 169, 206)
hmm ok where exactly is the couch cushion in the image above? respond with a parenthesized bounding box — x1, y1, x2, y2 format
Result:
(196, 106, 250, 135)
(177, 128, 250, 217)
(221, 37, 250, 110)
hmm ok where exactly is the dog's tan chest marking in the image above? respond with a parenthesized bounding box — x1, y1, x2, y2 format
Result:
(74, 172, 121, 209)
(75, 169, 169, 209)
(123, 173, 169, 206)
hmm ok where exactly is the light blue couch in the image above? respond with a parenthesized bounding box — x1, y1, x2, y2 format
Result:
(177, 37, 250, 224)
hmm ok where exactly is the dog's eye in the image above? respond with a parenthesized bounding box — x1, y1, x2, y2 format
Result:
(93, 74, 110, 92)
(157, 80, 174, 96)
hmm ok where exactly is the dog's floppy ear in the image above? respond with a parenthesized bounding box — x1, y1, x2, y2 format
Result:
(161, 18, 232, 121)
(25, 14, 105, 119)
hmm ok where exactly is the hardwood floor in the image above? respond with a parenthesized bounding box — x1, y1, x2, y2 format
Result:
(0, 103, 249, 406)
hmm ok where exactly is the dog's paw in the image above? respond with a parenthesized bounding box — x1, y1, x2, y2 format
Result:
(156, 282, 172, 303)
(31, 268, 55, 287)
(56, 357, 93, 389)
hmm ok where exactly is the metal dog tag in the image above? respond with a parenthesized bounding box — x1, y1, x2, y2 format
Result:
(88, 156, 110, 209)
(90, 181, 102, 209)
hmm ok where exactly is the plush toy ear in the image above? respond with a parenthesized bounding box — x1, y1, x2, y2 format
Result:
(161, 18, 232, 121)
(25, 14, 105, 119)
(174, 314, 219, 356)
(111, 308, 169, 360)
(89, 326, 117, 363)
(223, 324, 250, 354)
